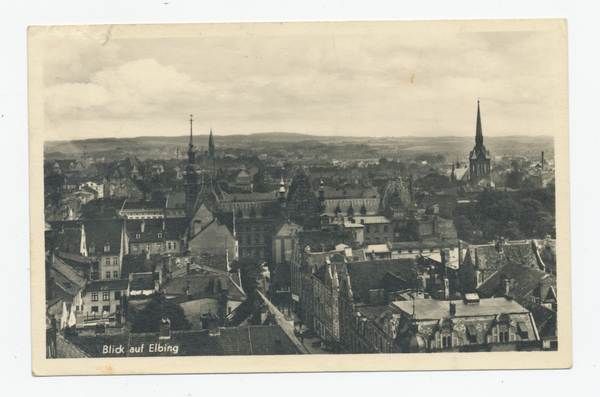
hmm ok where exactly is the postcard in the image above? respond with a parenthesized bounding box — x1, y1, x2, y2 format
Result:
(29, 19, 570, 375)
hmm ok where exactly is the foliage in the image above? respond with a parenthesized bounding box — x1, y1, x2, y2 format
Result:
(130, 294, 191, 333)
(229, 257, 265, 295)
(452, 187, 556, 242)
(414, 172, 452, 191)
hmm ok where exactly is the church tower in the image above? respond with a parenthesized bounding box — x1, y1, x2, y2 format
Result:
(185, 115, 200, 214)
(468, 101, 491, 182)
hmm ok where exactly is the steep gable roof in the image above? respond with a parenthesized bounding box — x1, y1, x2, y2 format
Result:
(345, 259, 417, 303)
(477, 261, 557, 302)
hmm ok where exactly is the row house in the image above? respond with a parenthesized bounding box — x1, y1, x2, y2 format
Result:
(126, 219, 181, 256)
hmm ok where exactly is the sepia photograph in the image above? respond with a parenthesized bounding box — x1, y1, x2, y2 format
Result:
(28, 19, 570, 375)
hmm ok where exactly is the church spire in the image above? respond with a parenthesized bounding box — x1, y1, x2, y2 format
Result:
(189, 115, 194, 150)
(208, 128, 215, 159)
(475, 101, 483, 147)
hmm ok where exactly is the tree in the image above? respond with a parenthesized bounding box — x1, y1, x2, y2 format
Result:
(229, 257, 264, 295)
(130, 294, 191, 333)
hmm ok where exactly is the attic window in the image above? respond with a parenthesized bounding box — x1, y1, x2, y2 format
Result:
(158, 233, 162, 238)
(136, 234, 140, 239)
(104, 244, 110, 252)
(89, 244, 95, 253)
(517, 322, 529, 340)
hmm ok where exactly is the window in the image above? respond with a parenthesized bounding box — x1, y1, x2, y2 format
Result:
(383, 226, 388, 232)
(466, 325, 478, 343)
(91, 306, 98, 313)
(113, 257, 118, 266)
(102, 305, 110, 313)
(91, 292, 98, 302)
(114, 291, 121, 300)
(105, 258, 110, 266)
(173, 242, 177, 250)
(103, 292, 110, 301)
(105, 271, 111, 279)
(375, 237, 380, 244)
(146, 244, 151, 251)
(517, 322, 529, 340)
(499, 331, 509, 342)
(366, 238, 370, 244)
(104, 244, 110, 252)
(133, 244, 138, 252)
(113, 271, 118, 279)
(365, 226, 370, 233)
(168, 242, 172, 250)
(442, 335, 452, 348)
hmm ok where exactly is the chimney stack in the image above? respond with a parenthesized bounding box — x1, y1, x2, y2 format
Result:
(186, 259, 191, 275)
(444, 276, 450, 300)
(449, 302, 456, 316)
(162, 219, 165, 230)
(141, 220, 145, 233)
(541, 151, 544, 170)
(503, 275, 510, 296)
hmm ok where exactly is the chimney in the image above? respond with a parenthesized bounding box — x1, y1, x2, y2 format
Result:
(186, 260, 191, 275)
(541, 151, 544, 170)
(186, 280, 192, 298)
(503, 275, 510, 296)
(449, 302, 456, 316)
(458, 241, 463, 268)
(141, 220, 145, 233)
(444, 277, 450, 300)
(162, 219, 165, 230)
(159, 318, 171, 339)
(238, 268, 243, 292)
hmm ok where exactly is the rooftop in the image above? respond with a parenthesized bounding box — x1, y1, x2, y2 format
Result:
(392, 297, 529, 319)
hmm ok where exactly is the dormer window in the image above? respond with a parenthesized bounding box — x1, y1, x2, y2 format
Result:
(89, 243, 95, 253)
(158, 233, 162, 238)
(104, 244, 110, 252)
(136, 234, 140, 239)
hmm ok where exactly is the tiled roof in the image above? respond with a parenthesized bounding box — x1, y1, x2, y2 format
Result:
(52, 255, 88, 294)
(476, 261, 556, 301)
(322, 198, 380, 216)
(165, 192, 186, 209)
(392, 297, 529, 319)
(346, 259, 417, 303)
(164, 274, 245, 302)
(126, 219, 177, 243)
(66, 325, 301, 357)
(84, 219, 124, 255)
(51, 225, 83, 254)
(85, 279, 129, 292)
(468, 241, 539, 271)
(129, 273, 156, 291)
(122, 200, 165, 210)
(517, 299, 557, 338)
(121, 254, 155, 277)
(388, 238, 460, 251)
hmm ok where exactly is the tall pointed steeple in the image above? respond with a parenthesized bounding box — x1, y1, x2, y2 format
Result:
(189, 115, 194, 150)
(475, 100, 483, 147)
(208, 128, 215, 160)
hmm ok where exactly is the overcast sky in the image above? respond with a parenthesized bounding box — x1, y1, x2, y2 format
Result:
(36, 21, 566, 141)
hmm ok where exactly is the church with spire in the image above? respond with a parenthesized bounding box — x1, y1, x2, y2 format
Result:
(184, 115, 222, 217)
(468, 101, 492, 184)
